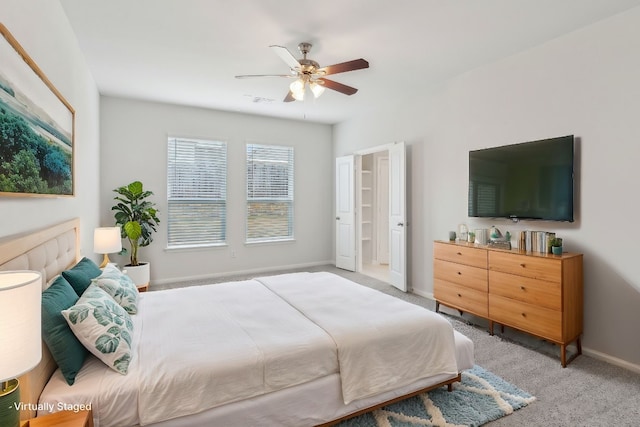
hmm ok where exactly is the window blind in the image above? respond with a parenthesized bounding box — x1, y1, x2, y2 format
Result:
(246, 143, 294, 243)
(167, 137, 227, 248)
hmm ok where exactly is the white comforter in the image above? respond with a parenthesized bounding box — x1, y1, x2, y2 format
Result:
(257, 272, 459, 404)
(137, 279, 337, 425)
(40, 272, 460, 426)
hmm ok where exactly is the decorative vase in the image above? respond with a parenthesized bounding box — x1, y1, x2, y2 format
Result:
(552, 246, 563, 255)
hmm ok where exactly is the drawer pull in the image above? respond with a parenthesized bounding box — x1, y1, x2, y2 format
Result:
(520, 286, 526, 291)
(521, 313, 526, 318)
(457, 271, 462, 275)
(520, 263, 526, 268)
(457, 252, 462, 256)
(457, 293, 462, 297)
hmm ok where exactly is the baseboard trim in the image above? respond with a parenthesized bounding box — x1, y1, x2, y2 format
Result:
(152, 260, 334, 286)
(581, 346, 640, 374)
(412, 289, 434, 300)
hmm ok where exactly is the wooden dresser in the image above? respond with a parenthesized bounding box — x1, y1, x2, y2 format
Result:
(433, 240, 583, 367)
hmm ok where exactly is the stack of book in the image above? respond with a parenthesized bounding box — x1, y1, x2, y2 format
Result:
(519, 230, 555, 253)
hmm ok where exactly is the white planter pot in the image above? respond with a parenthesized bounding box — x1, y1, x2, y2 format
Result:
(123, 262, 150, 287)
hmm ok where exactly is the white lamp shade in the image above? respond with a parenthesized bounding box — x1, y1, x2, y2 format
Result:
(289, 79, 305, 101)
(0, 271, 42, 382)
(94, 227, 123, 254)
(310, 81, 325, 98)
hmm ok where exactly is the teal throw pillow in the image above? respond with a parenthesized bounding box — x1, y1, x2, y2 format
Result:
(41, 275, 89, 385)
(62, 257, 102, 296)
(92, 264, 139, 314)
(62, 284, 134, 375)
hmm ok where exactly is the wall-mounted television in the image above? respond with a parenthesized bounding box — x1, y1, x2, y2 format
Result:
(468, 135, 574, 222)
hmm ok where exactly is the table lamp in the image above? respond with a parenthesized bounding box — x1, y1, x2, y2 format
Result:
(0, 271, 42, 427)
(94, 227, 123, 268)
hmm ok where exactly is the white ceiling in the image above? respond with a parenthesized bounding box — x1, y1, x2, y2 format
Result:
(60, 0, 640, 125)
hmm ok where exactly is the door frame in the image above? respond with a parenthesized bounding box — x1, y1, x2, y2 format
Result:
(353, 143, 406, 290)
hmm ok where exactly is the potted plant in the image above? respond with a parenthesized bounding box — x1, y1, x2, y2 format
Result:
(112, 181, 160, 286)
(550, 237, 563, 255)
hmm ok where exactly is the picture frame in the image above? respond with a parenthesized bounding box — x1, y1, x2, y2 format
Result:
(0, 23, 75, 197)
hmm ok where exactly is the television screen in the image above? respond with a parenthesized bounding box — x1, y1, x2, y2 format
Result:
(468, 135, 574, 222)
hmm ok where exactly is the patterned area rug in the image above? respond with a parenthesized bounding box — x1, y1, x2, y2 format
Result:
(337, 365, 535, 427)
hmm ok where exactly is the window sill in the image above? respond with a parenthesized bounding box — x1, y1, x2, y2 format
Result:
(165, 243, 228, 252)
(245, 239, 296, 247)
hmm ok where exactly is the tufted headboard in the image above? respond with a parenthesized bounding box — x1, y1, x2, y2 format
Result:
(0, 218, 80, 420)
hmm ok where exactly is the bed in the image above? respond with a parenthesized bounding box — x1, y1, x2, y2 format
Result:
(0, 219, 474, 426)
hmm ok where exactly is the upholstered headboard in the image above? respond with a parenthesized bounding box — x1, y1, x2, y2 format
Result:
(0, 218, 80, 419)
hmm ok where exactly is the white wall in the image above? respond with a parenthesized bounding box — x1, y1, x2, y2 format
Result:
(0, 0, 101, 257)
(335, 7, 640, 369)
(100, 96, 333, 283)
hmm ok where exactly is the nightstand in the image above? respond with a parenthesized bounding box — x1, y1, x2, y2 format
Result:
(21, 410, 93, 427)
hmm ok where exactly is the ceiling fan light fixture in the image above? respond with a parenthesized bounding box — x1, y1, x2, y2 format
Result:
(289, 79, 305, 101)
(310, 81, 325, 98)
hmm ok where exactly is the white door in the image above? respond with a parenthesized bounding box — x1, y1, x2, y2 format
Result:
(335, 155, 356, 271)
(389, 142, 407, 291)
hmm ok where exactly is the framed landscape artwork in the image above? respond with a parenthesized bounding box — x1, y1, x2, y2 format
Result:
(0, 23, 75, 197)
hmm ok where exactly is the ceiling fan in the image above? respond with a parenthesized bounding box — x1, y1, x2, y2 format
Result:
(235, 42, 369, 102)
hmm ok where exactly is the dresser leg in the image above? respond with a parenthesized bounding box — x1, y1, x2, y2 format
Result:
(576, 337, 582, 356)
(435, 301, 440, 313)
(489, 320, 494, 336)
(561, 344, 567, 367)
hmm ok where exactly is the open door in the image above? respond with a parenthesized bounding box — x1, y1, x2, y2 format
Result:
(389, 142, 407, 291)
(335, 155, 356, 271)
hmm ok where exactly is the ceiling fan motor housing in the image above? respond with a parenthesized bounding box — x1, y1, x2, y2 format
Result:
(298, 42, 313, 56)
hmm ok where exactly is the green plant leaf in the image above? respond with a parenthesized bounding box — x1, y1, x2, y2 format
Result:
(124, 221, 142, 240)
(128, 181, 143, 195)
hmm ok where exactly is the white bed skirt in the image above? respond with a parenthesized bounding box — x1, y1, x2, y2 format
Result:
(148, 330, 474, 427)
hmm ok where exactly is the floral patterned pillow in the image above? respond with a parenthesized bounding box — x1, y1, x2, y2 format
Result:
(92, 264, 139, 314)
(62, 284, 134, 375)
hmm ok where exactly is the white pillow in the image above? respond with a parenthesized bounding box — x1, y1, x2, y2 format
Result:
(62, 284, 134, 375)
(92, 264, 139, 314)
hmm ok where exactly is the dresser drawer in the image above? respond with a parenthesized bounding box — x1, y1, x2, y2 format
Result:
(489, 294, 562, 342)
(489, 270, 561, 311)
(434, 242, 487, 269)
(434, 259, 488, 292)
(434, 279, 488, 317)
(489, 251, 561, 283)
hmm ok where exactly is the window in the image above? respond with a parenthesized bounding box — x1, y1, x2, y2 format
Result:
(246, 143, 294, 243)
(167, 137, 226, 248)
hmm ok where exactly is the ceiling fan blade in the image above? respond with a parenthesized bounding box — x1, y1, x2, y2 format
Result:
(269, 45, 301, 70)
(235, 74, 295, 79)
(318, 59, 369, 76)
(318, 78, 358, 96)
(283, 91, 295, 102)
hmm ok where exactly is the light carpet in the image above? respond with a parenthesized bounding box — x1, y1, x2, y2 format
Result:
(337, 365, 535, 427)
